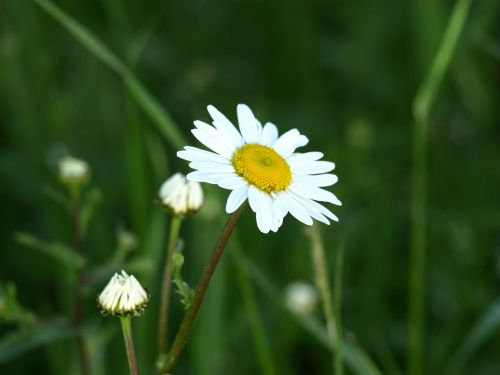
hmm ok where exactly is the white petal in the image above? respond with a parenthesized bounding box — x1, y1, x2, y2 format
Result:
(269, 195, 287, 232)
(217, 175, 247, 190)
(290, 184, 342, 206)
(253, 190, 273, 234)
(226, 185, 249, 213)
(292, 160, 336, 175)
(192, 129, 233, 159)
(290, 193, 330, 225)
(247, 185, 260, 213)
(282, 192, 313, 226)
(192, 122, 237, 156)
(188, 161, 235, 173)
(207, 105, 244, 147)
(287, 152, 324, 167)
(292, 174, 338, 187)
(273, 129, 309, 157)
(237, 104, 260, 144)
(177, 146, 231, 164)
(271, 193, 289, 218)
(261, 122, 279, 146)
(302, 196, 339, 222)
(269, 213, 283, 232)
(186, 171, 228, 184)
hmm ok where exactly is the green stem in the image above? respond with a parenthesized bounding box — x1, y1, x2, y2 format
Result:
(71, 190, 90, 375)
(307, 227, 339, 371)
(408, 0, 472, 374)
(158, 215, 183, 356)
(121, 316, 139, 375)
(334, 239, 345, 375)
(162, 204, 246, 374)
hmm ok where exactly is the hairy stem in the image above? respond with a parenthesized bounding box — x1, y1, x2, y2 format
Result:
(162, 204, 246, 373)
(121, 316, 139, 375)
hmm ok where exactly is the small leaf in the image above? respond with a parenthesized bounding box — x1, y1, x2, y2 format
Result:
(0, 282, 36, 325)
(15, 232, 85, 269)
(172, 253, 194, 309)
(0, 323, 75, 364)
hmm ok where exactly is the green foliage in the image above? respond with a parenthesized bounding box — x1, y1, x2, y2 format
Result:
(30, 0, 185, 149)
(445, 298, 500, 375)
(1, 0, 499, 373)
(0, 323, 75, 364)
(172, 252, 195, 310)
(14, 232, 85, 269)
(0, 283, 35, 325)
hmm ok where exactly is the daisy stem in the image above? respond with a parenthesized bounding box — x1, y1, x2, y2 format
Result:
(162, 204, 246, 374)
(334, 239, 345, 375)
(70, 188, 90, 375)
(408, 0, 471, 374)
(307, 227, 339, 370)
(120, 316, 139, 375)
(158, 215, 183, 356)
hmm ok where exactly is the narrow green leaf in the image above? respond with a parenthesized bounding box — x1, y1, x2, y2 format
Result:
(231, 248, 384, 375)
(0, 324, 75, 364)
(0, 282, 36, 325)
(31, 0, 186, 149)
(444, 298, 500, 375)
(14, 232, 85, 269)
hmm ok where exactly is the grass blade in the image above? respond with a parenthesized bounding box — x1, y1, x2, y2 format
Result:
(444, 298, 500, 375)
(408, 0, 472, 374)
(231, 248, 384, 375)
(31, 0, 186, 149)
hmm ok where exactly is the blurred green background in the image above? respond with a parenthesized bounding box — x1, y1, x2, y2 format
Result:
(1, 0, 499, 374)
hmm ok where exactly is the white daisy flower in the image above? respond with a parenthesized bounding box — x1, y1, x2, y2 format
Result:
(97, 270, 149, 316)
(177, 104, 341, 234)
(159, 173, 204, 215)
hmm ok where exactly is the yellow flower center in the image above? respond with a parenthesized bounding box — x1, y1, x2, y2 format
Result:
(232, 144, 292, 192)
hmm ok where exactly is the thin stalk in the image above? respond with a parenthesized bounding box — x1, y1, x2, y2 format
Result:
(232, 243, 276, 375)
(307, 227, 339, 372)
(162, 204, 246, 374)
(71, 191, 90, 375)
(334, 240, 345, 375)
(408, 0, 472, 374)
(158, 215, 183, 356)
(121, 316, 139, 375)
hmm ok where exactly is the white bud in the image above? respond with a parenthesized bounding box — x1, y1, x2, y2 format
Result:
(97, 270, 149, 316)
(285, 282, 318, 316)
(58, 156, 89, 186)
(159, 173, 203, 215)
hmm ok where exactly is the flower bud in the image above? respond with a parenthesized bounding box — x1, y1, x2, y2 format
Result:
(285, 282, 318, 316)
(97, 270, 149, 317)
(58, 156, 89, 186)
(159, 173, 203, 216)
